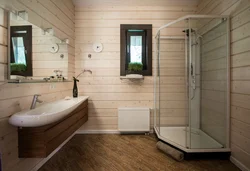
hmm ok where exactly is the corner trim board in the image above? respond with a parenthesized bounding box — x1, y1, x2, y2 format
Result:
(230, 156, 250, 171)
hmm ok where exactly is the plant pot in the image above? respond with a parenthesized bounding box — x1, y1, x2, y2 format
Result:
(126, 70, 143, 75)
(11, 71, 26, 76)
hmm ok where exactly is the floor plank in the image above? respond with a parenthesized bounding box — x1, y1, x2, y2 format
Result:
(39, 134, 240, 171)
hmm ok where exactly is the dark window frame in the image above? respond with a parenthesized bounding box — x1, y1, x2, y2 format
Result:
(10, 25, 33, 77)
(120, 24, 152, 76)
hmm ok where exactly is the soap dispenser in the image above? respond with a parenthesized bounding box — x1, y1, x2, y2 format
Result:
(73, 77, 79, 98)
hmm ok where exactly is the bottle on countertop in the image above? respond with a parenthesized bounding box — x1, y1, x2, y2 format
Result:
(73, 77, 79, 98)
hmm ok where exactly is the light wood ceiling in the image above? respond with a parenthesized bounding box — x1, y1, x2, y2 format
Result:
(73, 0, 201, 6)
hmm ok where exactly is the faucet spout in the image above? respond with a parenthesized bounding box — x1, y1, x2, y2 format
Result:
(30, 94, 43, 109)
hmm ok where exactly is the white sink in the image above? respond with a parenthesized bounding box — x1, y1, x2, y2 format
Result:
(9, 96, 89, 127)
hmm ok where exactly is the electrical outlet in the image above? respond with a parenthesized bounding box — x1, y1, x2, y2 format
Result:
(50, 84, 56, 89)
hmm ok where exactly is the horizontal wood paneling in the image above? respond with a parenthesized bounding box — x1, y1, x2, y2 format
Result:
(198, 0, 250, 170)
(75, 11, 194, 20)
(231, 106, 250, 125)
(73, 0, 200, 7)
(158, 39, 187, 126)
(199, 18, 228, 146)
(0, 8, 7, 83)
(18, 0, 74, 40)
(231, 51, 250, 68)
(75, 6, 198, 12)
(0, 0, 75, 170)
(0, 26, 7, 45)
(231, 144, 250, 169)
(76, 5, 193, 131)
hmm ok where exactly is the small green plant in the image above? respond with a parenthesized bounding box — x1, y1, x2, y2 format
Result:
(10, 63, 27, 72)
(128, 62, 143, 72)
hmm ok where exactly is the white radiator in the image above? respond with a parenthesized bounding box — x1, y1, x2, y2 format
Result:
(118, 108, 150, 132)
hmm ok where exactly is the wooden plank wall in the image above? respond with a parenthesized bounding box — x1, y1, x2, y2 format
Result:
(32, 27, 70, 79)
(198, 20, 228, 146)
(197, 0, 250, 170)
(0, 0, 75, 170)
(0, 7, 7, 82)
(158, 38, 188, 127)
(75, 5, 197, 131)
(0, 0, 75, 79)
(73, 0, 200, 6)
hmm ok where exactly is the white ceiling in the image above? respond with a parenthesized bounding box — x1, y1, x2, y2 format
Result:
(72, 0, 201, 6)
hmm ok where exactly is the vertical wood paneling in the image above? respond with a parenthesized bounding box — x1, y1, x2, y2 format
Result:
(0, 0, 75, 170)
(198, 0, 250, 170)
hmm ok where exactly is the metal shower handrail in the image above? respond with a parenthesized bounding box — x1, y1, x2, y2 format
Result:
(155, 14, 229, 38)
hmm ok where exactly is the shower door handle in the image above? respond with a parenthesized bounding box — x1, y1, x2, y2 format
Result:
(190, 76, 196, 100)
(191, 63, 196, 90)
(192, 77, 196, 90)
(190, 63, 196, 100)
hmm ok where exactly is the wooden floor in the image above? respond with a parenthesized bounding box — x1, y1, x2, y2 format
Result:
(39, 134, 240, 171)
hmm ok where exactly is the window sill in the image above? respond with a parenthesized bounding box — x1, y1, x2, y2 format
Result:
(120, 74, 144, 80)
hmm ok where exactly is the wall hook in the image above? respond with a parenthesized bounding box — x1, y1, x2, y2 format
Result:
(83, 69, 92, 74)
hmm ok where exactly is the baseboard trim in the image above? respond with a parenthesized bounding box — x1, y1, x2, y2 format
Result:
(76, 130, 121, 134)
(76, 129, 154, 134)
(230, 156, 250, 171)
(30, 132, 76, 171)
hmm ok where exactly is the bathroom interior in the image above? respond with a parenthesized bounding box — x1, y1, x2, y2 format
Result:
(0, 0, 250, 171)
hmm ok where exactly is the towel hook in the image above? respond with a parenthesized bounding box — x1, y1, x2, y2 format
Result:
(83, 69, 92, 74)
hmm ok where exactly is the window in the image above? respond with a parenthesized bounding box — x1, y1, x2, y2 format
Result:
(120, 24, 152, 76)
(10, 25, 32, 76)
(12, 37, 27, 65)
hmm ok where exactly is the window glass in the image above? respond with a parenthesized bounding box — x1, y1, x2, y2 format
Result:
(130, 36, 142, 63)
(12, 37, 27, 65)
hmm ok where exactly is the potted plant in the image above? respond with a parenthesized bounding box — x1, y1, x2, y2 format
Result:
(126, 62, 143, 77)
(10, 63, 27, 75)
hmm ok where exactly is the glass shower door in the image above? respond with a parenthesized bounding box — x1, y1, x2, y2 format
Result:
(188, 18, 229, 149)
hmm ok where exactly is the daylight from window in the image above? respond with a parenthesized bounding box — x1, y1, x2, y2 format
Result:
(130, 36, 142, 63)
(12, 37, 27, 65)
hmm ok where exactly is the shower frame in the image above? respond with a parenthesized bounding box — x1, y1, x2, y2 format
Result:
(154, 15, 231, 153)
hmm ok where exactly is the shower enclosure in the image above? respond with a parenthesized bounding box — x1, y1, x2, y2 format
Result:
(154, 15, 230, 153)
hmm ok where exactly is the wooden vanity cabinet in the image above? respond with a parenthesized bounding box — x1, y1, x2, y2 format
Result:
(18, 100, 88, 158)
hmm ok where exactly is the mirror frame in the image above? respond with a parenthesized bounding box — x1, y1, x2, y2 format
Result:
(7, 10, 10, 80)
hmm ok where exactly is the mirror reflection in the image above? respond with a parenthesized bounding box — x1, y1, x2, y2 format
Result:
(10, 25, 32, 76)
(8, 12, 70, 82)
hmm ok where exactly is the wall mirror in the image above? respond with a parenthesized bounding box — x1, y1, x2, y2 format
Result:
(7, 11, 70, 83)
